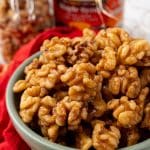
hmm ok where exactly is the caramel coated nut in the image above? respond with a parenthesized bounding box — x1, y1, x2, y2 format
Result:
(92, 121, 121, 150)
(13, 80, 27, 93)
(117, 39, 150, 65)
(19, 90, 40, 123)
(108, 66, 141, 98)
(107, 87, 149, 127)
(13, 27, 150, 149)
(95, 27, 131, 49)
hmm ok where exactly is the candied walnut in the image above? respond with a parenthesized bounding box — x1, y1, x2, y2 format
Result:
(55, 96, 88, 130)
(47, 124, 59, 142)
(26, 86, 41, 97)
(117, 39, 150, 65)
(140, 69, 150, 88)
(38, 96, 58, 141)
(40, 124, 59, 142)
(108, 65, 141, 98)
(107, 87, 149, 128)
(19, 90, 40, 123)
(92, 120, 121, 150)
(66, 40, 97, 64)
(13, 80, 27, 93)
(61, 63, 102, 101)
(25, 62, 65, 90)
(96, 47, 117, 78)
(127, 127, 140, 146)
(44, 44, 67, 60)
(76, 130, 92, 150)
(39, 70, 60, 90)
(26, 86, 48, 98)
(82, 28, 96, 41)
(66, 29, 98, 65)
(24, 58, 40, 74)
(141, 103, 150, 130)
(40, 38, 68, 61)
(40, 37, 71, 52)
(95, 27, 131, 49)
(38, 96, 56, 126)
(25, 70, 41, 86)
(39, 52, 65, 65)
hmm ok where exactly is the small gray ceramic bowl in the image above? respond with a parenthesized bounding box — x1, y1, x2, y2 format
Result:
(6, 52, 150, 150)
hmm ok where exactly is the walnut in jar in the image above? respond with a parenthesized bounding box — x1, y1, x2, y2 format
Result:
(0, 0, 54, 62)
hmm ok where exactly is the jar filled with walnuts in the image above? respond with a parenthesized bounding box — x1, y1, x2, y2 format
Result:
(0, 0, 54, 62)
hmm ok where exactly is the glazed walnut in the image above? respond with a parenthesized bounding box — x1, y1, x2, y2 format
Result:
(67, 40, 97, 65)
(76, 130, 92, 150)
(95, 27, 131, 49)
(19, 89, 40, 123)
(92, 120, 121, 150)
(96, 47, 117, 78)
(117, 39, 150, 65)
(55, 96, 88, 130)
(141, 103, 150, 130)
(61, 63, 102, 101)
(26, 62, 66, 90)
(108, 65, 141, 98)
(38, 96, 58, 141)
(13, 80, 28, 93)
(107, 87, 149, 127)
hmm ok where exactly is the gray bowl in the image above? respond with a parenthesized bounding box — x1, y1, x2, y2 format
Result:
(6, 52, 150, 150)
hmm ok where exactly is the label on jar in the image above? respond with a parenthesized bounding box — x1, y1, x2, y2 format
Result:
(54, 0, 124, 30)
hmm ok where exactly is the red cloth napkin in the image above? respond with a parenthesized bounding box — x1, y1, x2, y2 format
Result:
(0, 27, 82, 150)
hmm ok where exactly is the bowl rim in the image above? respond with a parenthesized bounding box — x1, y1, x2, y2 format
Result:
(6, 51, 150, 150)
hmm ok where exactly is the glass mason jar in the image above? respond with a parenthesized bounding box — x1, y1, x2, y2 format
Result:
(54, 0, 124, 30)
(0, 0, 54, 62)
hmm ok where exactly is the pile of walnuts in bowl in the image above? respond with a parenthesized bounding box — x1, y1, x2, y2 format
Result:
(13, 27, 150, 150)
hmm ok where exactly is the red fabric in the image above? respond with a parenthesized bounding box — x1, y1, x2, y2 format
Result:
(0, 27, 82, 150)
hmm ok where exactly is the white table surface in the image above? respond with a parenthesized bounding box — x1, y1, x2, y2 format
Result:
(0, 0, 150, 64)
